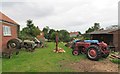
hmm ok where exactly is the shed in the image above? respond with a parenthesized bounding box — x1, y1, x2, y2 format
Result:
(89, 29, 120, 51)
(0, 12, 20, 52)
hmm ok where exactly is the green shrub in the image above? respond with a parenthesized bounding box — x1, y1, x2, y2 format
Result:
(111, 59, 120, 64)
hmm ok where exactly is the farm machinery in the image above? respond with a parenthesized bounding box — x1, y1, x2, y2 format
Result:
(2, 38, 40, 58)
(72, 40, 110, 61)
(7, 38, 37, 52)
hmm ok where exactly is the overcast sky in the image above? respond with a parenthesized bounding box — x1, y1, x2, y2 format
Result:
(0, 0, 119, 33)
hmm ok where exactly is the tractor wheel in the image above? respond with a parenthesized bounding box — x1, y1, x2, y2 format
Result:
(7, 39, 21, 49)
(87, 45, 101, 61)
(72, 50, 79, 56)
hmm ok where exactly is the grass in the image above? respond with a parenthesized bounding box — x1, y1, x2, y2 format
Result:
(2, 42, 86, 72)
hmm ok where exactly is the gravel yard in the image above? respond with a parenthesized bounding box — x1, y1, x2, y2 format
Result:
(61, 59, 118, 72)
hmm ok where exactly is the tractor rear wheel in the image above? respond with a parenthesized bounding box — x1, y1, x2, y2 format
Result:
(7, 39, 21, 49)
(87, 45, 101, 61)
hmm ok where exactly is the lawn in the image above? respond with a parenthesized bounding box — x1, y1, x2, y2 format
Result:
(2, 42, 86, 72)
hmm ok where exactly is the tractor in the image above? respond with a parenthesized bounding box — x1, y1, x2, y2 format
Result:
(2, 38, 38, 58)
(72, 40, 110, 61)
(7, 38, 37, 51)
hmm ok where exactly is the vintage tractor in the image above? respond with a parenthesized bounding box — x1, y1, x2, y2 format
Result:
(72, 40, 110, 61)
(7, 38, 37, 52)
(2, 37, 41, 58)
(3, 38, 37, 58)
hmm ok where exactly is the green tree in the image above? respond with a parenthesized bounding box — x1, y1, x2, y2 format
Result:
(85, 23, 100, 33)
(59, 30, 70, 42)
(42, 26, 50, 39)
(78, 31, 81, 35)
(19, 19, 41, 40)
(42, 26, 70, 42)
(50, 32, 56, 41)
(94, 23, 100, 31)
(49, 29, 56, 40)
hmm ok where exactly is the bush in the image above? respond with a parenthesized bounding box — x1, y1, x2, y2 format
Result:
(111, 59, 120, 64)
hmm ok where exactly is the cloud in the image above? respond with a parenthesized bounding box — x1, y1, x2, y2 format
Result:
(0, 0, 119, 33)
(1, 2, 55, 20)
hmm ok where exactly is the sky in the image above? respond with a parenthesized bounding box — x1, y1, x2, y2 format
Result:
(0, 0, 119, 33)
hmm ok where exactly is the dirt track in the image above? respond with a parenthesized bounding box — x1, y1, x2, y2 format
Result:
(61, 59, 119, 72)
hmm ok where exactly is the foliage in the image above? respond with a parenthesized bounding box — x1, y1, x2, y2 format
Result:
(58, 30, 70, 42)
(94, 23, 100, 31)
(19, 19, 41, 40)
(42, 26, 70, 42)
(50, 32, 56, 41)
(42, 26, 50, 39)
(83, 23, 101, 39)
(111, 59, 120, 64)
(83, 34, 91, 40)
(49, 29, 56, 40)
(85, 23, 100, 33)
(78, 31, 81, 35)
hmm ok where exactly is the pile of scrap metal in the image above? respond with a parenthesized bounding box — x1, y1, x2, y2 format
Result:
(109, 52, 120, 64)
(109, 52, 120, 59)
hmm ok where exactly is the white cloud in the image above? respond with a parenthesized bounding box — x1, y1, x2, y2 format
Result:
(0, 0, 119, 33)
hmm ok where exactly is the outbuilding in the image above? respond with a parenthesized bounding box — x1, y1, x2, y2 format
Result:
(0, 12, 19, 52)
(89, 29, 120, 51)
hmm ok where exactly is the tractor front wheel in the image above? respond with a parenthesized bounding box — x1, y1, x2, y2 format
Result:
(72, 50, 79, 56)
(87, 45, 101, 61)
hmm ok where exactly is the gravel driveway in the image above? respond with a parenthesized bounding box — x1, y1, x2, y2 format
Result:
(61, 59, 118, 72)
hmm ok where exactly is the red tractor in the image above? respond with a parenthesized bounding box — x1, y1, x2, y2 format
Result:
(72, 40, 110, 61)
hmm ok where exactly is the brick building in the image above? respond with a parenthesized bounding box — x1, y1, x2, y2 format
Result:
(0, 12, 19, 52)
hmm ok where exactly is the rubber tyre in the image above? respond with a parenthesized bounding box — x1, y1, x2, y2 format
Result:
(72, 50, 79, 56)
(87, 45, 101, 61)
(7, 39, 21, 49)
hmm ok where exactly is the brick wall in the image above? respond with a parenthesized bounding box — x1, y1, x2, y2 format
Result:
(112, 30, 120, 51)
(2, 23, 18, 50)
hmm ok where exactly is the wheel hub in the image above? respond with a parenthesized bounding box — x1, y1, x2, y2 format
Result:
(89, 49, 96, 57)
(73, 51, 78, 55)
(10, 43, 16, 48)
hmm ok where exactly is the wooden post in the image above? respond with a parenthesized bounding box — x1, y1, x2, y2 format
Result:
(55, 32, 58, 51)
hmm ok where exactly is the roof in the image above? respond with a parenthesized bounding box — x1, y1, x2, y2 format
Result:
(70, 32, 79, 35)
(37, 32, 44, 39)
(88, 29, 119, 34)
(0, 11, 19, 25)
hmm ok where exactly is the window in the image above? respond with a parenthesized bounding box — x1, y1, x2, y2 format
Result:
(3, 25, 11, 36)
